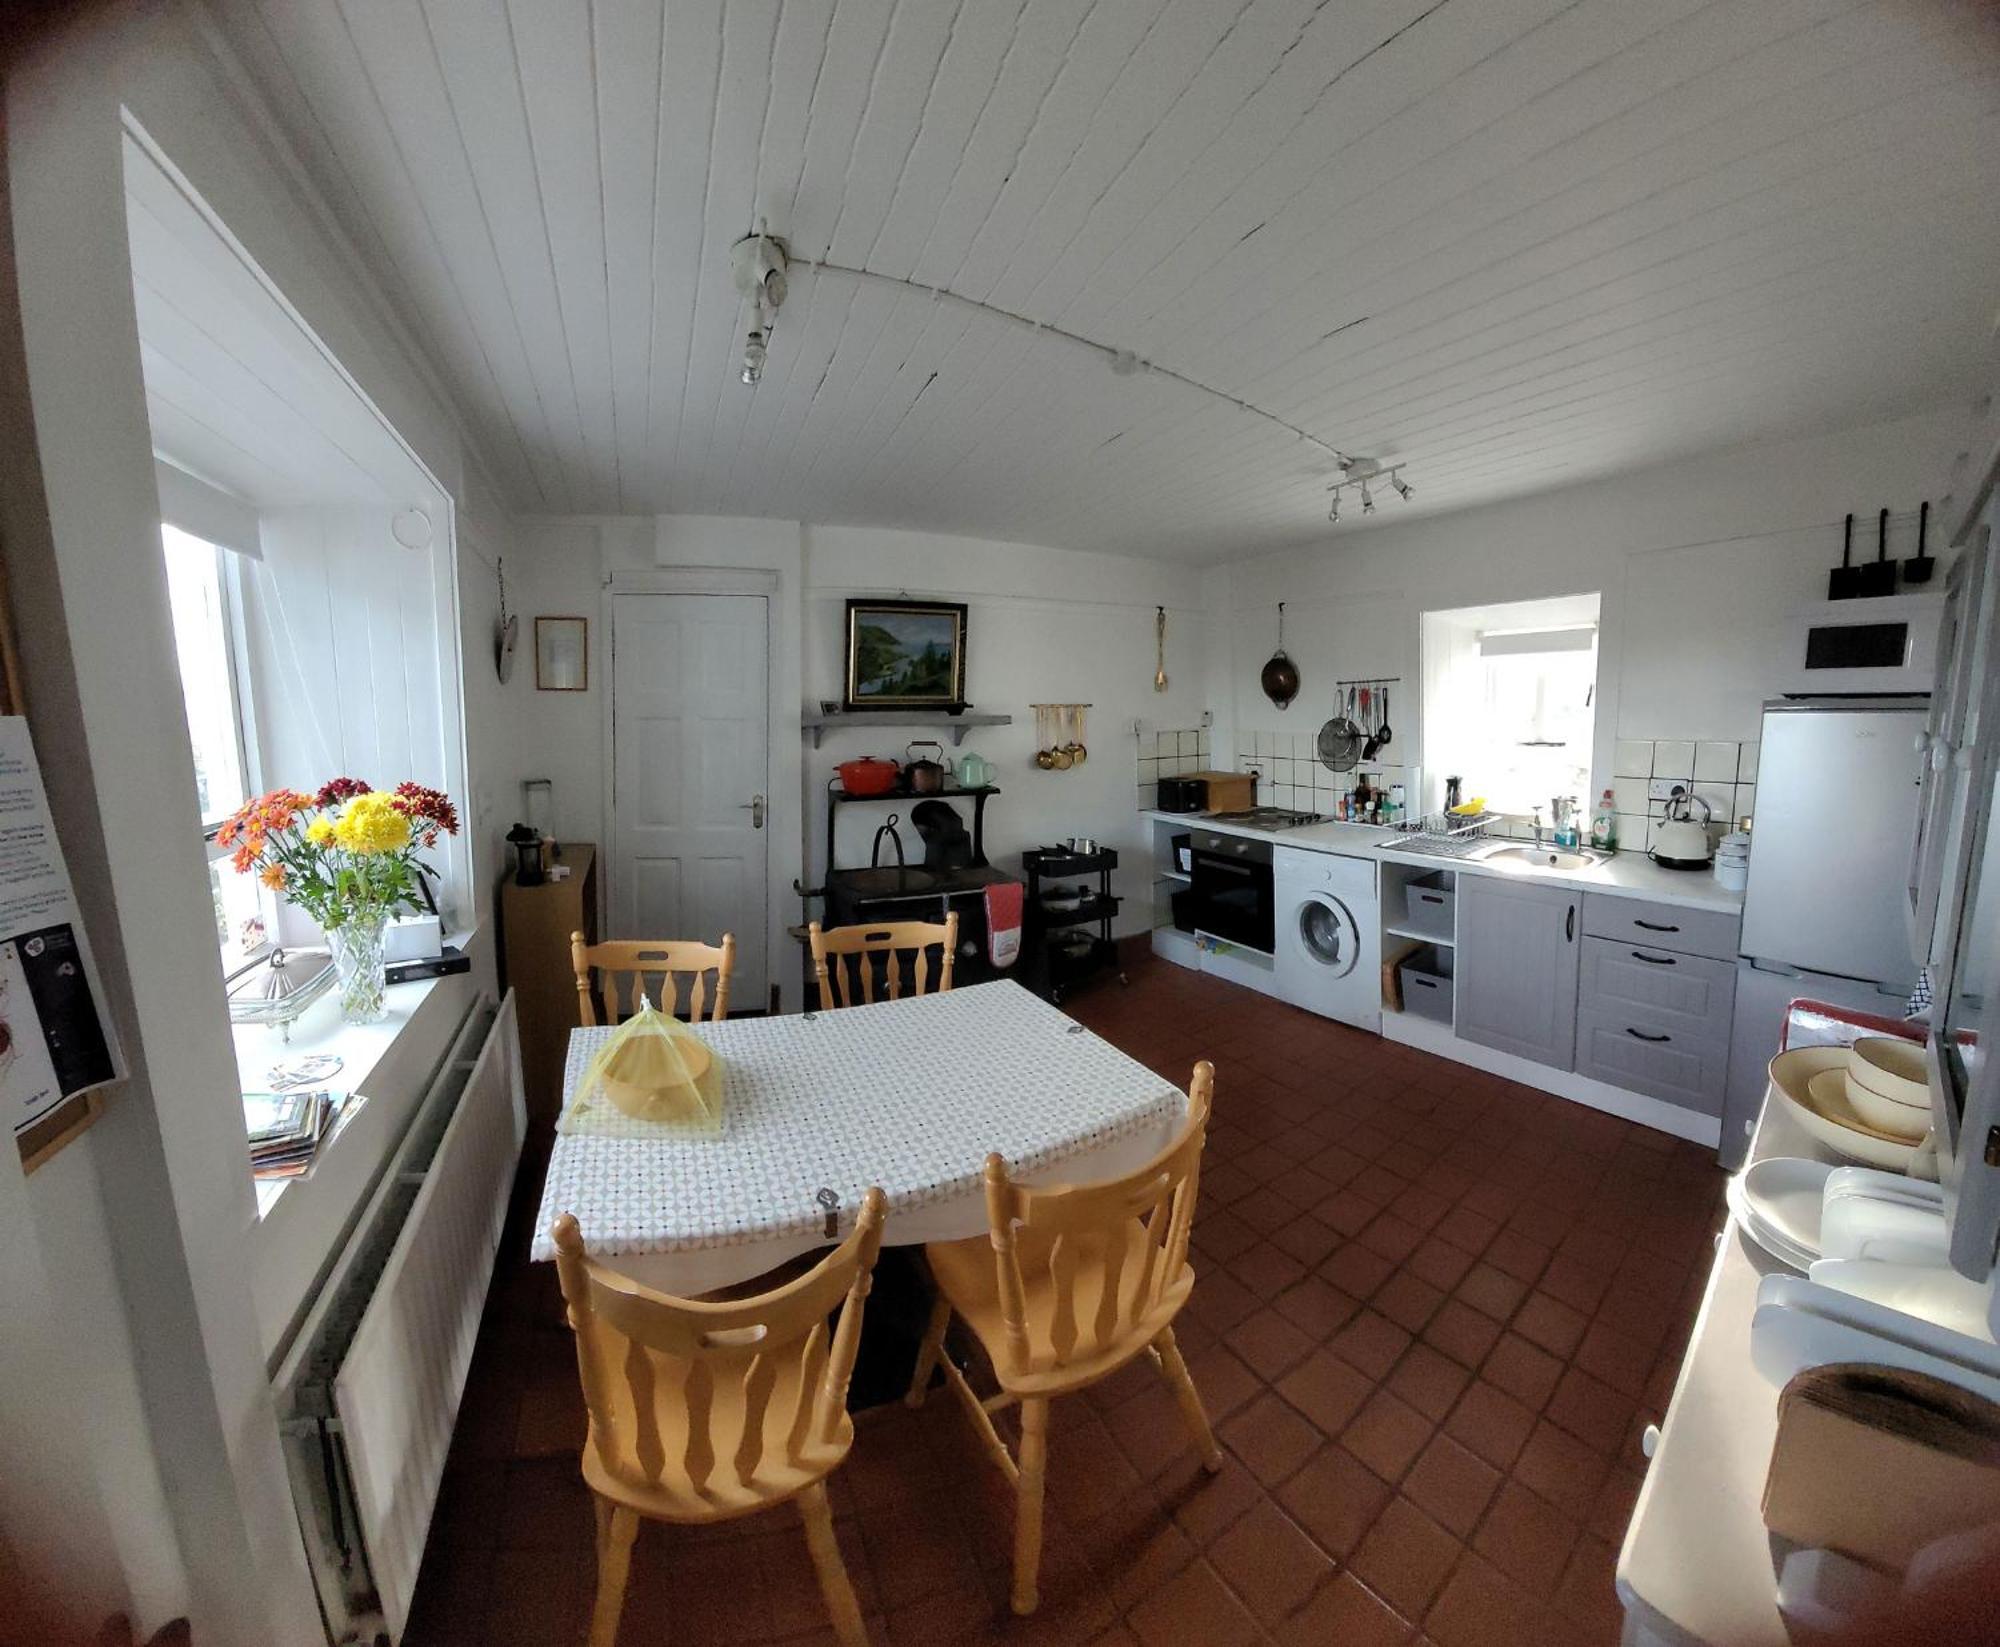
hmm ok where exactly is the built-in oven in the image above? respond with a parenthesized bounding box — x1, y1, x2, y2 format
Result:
(1190, 830, 1274, 953)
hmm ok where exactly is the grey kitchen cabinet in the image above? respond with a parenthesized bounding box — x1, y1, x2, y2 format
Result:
(1456, 875, 1581, 1070)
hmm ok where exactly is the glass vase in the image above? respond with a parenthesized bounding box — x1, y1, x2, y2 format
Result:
(329, 910, 389, 1025)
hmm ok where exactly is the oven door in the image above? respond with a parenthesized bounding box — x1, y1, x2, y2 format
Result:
(1190, 836, 1274, 953)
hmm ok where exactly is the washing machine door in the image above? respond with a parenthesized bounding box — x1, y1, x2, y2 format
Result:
(1295, 892, 1361, 979)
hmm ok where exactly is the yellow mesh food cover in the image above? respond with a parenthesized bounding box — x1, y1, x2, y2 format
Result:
(574, 996, 725, 1132)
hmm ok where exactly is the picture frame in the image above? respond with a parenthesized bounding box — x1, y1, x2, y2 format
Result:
(843, 598, 968, 712)
(534, 616, 588, 691)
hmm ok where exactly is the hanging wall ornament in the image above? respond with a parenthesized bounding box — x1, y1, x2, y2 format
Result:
(495, 558, 520, 684)
(1260, 603, 1299, 710)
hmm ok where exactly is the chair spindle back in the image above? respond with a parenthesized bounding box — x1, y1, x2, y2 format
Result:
(573, 932, 735, 1026)
(808, 915, 958, 1010)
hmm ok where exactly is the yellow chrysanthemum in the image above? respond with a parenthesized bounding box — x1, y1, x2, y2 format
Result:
(333, 792, 412, 855)
(306, 817, 337, 846)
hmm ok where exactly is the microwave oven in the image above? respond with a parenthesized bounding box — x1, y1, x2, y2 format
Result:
(1784, 591, 1946, 695)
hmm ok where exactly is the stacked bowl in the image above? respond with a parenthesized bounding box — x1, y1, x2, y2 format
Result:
(1714, 829, 1750, 892)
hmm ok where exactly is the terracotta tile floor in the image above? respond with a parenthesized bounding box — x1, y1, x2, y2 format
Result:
(408, 954, 1724, 1646)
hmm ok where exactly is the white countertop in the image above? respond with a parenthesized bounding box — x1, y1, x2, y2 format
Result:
(1144, 810, 1745, 914)
(1615, 1088, 1831, 1647)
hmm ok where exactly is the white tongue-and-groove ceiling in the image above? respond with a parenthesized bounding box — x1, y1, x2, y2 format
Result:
(212, 0, 2000, 561)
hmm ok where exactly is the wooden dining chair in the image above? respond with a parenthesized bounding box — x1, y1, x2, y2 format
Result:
(808, 913, 958, 1010)
(572, 931, 735, 1026)
(552, 1188, 888, 1647)
(905, 1062, 1219, 1614)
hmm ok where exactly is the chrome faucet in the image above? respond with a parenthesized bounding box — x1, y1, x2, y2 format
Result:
(1531, 805, 1545, 846)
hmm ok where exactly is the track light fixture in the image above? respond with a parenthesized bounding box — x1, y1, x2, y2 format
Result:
(1326, 455, 1413, 525)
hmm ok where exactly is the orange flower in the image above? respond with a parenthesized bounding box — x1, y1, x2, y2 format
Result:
(231, 843, 256, 874)
(259, 863, 286, 891)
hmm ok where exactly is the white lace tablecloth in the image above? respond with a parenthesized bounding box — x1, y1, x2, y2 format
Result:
(528, 980, 1186, 1294)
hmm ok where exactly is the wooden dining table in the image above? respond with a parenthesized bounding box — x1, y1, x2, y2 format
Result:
(529, 979, 1188, 1295)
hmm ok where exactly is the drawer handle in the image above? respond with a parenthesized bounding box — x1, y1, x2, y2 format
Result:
(1634, 919, 1680, 933)
(1412, 978, 1438, 990)
(1418, 893, 1445, 905)
(1625, 1027, 1672, 1043)
(1629, 949, 1678, 966)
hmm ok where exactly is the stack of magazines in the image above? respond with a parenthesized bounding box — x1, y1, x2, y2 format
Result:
(243, 1089, 343, 1180)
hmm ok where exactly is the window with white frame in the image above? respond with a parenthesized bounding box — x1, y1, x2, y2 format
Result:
(1422, 594, 1601, 824)
(161, 523, 272, 970)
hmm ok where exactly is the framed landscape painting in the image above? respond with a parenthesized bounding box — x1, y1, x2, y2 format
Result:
(844, 599, 968, 711)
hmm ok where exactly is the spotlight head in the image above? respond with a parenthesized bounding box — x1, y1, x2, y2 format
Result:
(1328, 490, 1341, 523)
(1391, 474, 1412, 501)
(1360, 481, 1375, 515)
(741, 329, 767, 385)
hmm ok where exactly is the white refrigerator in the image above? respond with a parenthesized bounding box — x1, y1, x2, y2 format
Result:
(1719, 698, 1928, 1167)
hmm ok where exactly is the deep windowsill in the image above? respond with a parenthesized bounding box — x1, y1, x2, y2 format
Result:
(235, 933, 473, 1219)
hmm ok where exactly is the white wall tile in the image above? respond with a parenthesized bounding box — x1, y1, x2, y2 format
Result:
(1695, 741, 1738, 782)
(1614, 739, 1653, 778)
(1612, 778, 1650, 817)
(1691, 784, 1733, 825)
(1652, 739, 1694, 779)
(1732, 783, 1755, 822)
(1256, 730, 1274, 758)
(1737, 741, 1759, 782)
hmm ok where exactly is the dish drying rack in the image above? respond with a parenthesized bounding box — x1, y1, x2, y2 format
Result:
(1384, 807, 1500, 857)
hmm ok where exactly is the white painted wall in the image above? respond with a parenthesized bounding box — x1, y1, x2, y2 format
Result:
(1, 7, 515, 1640)
(507, 514, 1210, 996)
(1220, 405, 1970, 815)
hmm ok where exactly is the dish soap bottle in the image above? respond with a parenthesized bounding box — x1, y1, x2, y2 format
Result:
(1590, 788, 1619, 852)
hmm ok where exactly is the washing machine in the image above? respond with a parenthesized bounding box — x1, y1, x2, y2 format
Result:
(1273, 845, 1380, 1031)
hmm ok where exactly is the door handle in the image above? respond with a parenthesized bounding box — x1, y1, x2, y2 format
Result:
(741, 794, 765, 829)
(1565, 905, 1575, 942)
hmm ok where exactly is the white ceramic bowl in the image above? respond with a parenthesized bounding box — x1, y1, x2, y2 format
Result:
(1813, 1068, 1926, 1143)
(1848, 1037, 1928, 1106)
(1768, 1046, 1924, 1170)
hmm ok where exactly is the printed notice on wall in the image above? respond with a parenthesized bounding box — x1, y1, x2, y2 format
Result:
(0, 717, 119, 1138)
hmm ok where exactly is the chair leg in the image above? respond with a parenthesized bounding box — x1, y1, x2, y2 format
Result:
(905, 1295, 952, 1408)
(1011, 1398, 1051, 1615)
(588, 1504, 639, 1647)
(798, 1481, 870, 1647)
(1155, 1326, 1223, 1472)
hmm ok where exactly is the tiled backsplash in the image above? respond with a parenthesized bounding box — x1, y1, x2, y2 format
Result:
(1236, 732, 1410, 816)
(1610, 737, 1757, 848)
(1135, 726, 1209, 809)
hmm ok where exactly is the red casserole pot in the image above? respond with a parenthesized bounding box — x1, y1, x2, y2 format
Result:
(836, 756, 900, 797)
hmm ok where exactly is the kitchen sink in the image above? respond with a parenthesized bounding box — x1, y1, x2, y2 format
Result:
(1477, 844, 1604, 872)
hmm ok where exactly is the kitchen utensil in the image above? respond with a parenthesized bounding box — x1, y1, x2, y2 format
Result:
(1065, 837, 1098, 856)
(904, 741, 947, 794)
(1829, 512, 1862, 599)
(1819, 1192, 1950, 1268)
(1814, 1068, 1926, 1142)
(1850, 1037, 1928, 1106)
(1856, 507, 1897, 598)
(1368, 686, 1393, 758)
(1153, 606, 1168, 693)
(1649, 788, 1714, 869)
(1769, 1046, 1925, 1170)
(1317, 687, 1363, 773)
(956, 751, 993, 788)
(1904, 499, 1936, 585)
(836, 756, 899, 797)
(1260, 604, 1299, 710)
(1738, 1156, 1836, 1263)
(1067, 704, 1089, 765)
(1034, 705, 1055, 768)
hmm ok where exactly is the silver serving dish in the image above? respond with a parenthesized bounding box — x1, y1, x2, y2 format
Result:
(226, 946, 335, 1038)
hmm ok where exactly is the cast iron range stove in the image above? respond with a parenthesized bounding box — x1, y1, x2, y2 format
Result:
(1203, 806, 1325, 832)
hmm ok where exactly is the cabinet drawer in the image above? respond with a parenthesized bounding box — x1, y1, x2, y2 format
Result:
(1582, 892, 1740, 960)
(1574, 1010, 1730, 1116)
(1578, 939, 1736, 1042)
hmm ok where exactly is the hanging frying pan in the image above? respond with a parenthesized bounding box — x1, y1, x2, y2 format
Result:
(1904, 500, 1935, 585)
(1260, 603, 1300, 710)
(1855, 508, 1897, 598)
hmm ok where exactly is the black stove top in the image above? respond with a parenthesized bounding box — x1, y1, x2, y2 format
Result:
(1205, 807, 1325, 831)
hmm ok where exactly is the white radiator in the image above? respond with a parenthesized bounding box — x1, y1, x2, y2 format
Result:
(278, 991, 526, 1645)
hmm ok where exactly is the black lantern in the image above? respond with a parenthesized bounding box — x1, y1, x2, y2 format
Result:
(506, 822, 545, 887)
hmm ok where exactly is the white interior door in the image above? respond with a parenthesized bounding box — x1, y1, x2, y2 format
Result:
(611, 593, 769, 1006)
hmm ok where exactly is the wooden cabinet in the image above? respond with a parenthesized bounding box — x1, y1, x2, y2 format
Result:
(499, 844, 597, 1125)
(1455, 876, 1580, 1071)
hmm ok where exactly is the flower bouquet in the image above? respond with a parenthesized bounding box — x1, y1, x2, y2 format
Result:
(217, 777, 459, 1023)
